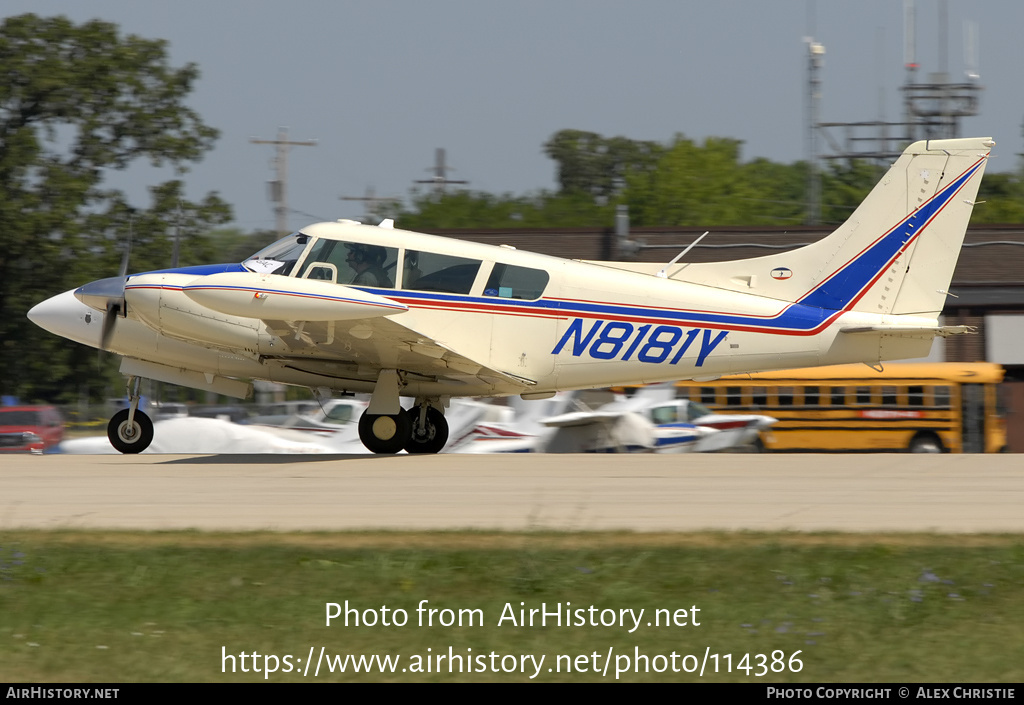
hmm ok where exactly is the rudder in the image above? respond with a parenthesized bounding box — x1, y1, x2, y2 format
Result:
(670, 138, 993, 317)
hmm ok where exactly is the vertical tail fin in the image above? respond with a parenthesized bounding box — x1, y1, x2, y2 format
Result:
(674, 137, 993, 316)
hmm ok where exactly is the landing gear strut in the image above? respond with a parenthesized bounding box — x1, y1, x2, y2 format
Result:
(107, 376, 154, 453)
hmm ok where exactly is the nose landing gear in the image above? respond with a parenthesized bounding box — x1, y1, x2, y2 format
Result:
(107, 376, 154, 454)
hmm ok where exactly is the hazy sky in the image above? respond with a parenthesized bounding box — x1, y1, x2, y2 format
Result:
(8, 1, 1024, 232)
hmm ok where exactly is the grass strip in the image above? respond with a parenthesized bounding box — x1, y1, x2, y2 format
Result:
(2, 530, 1022, 682)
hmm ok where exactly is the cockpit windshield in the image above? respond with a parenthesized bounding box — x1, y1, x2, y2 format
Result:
(242, 233, 311, 276)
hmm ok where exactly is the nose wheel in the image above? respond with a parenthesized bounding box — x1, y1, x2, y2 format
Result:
(107, 408, 154, 454)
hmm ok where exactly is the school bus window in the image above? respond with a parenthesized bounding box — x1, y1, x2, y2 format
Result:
(777, 386, 795, 406)
(855, 386, 872, 405)
(804, 386, 820, 406)
(881, 386, 898, 406)
(751, 387, 767, 407)
(831, 387, 846, 406)
(724, 386, 743, 406)
(908, 385, 925, 406)
(700, 387, 716, 404)
(933, 385, 951, 408)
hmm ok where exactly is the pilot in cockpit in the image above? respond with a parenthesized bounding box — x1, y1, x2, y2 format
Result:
(346, 243, 392, 288)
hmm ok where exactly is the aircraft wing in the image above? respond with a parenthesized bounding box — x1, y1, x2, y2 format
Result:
(539, 409, 638, 428)
(260, 313, 536, 392)
(179, 271, 535, 393)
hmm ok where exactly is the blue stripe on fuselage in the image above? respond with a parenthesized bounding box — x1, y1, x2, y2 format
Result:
(134, 262, 248, 277)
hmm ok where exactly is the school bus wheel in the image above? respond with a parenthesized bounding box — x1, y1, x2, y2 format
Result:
(908, 432, 943, 454)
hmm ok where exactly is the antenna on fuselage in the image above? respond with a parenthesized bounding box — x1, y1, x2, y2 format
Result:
(656, 231, 709, 279)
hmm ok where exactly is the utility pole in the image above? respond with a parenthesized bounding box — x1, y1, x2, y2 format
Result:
(415, 148, 468, 197)
(805, 38, 825, 226)
(340, 187, 401, 224)
(250, 127, 317, 235)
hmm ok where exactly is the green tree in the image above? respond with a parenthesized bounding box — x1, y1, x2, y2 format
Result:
(973, 172, 1024, 223)
(543, 129, 663, 202)
(818, 159, 885, 225)
(0, 14, 232, 403)
(625, 135, 766, 226)
(396, 189, 615, 231)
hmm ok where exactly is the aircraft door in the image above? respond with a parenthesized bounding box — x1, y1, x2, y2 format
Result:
(485, 263, 555, 380)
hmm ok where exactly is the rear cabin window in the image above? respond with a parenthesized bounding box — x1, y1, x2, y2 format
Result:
(403, 251, 482, 295)
(484, 264, 549, 300)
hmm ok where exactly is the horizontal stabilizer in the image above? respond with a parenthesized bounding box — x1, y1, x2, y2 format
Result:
(840, 325, 976, 337)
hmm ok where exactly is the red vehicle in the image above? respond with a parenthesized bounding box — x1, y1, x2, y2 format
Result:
(0, 406, 64, 453)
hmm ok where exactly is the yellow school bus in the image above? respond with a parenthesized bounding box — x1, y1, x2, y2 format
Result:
(674, 363, 1006, 453)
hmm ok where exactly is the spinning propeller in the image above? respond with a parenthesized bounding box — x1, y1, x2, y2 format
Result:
(74, 224, 132, 352)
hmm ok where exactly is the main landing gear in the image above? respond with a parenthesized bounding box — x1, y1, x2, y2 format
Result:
(357, 404, 449, 455)
(107, 376, 154, 454)
(357, 369, 449, 454)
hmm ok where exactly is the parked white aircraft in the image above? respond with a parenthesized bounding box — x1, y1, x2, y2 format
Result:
(645, 399, 775, 452)
(28, 138, 993, 454)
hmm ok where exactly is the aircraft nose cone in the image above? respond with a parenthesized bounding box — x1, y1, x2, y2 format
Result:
(28, 289, 103, 348)
(74, 275, 127, 312)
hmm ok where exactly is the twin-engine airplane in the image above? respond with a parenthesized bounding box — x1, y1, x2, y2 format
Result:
(29, 137, 993, 454)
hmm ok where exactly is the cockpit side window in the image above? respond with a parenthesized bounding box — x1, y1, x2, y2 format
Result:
(298, 239, 398, 288)
(403, 251, 481, 295)
(483, 263, 549, 300)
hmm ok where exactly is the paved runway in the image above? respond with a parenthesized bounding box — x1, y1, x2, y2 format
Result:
(2, 453, 1022, 532)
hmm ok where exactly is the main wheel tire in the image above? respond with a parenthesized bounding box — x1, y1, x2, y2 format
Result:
(909, 433, 943, 453)
(107, 409, 154, 454)
(358, 410, 412, 454)
(404, 406, 449, 454)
